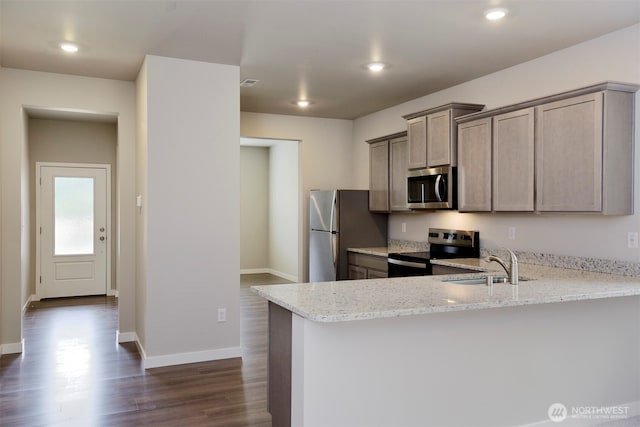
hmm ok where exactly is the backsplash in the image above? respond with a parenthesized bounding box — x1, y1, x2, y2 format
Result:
(481, 248, 640, 277)
(389, 240, 640, 277)
(388, 239, 429, 253)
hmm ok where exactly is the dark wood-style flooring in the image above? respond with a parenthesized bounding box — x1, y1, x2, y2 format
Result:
(0, 274, 290, 427)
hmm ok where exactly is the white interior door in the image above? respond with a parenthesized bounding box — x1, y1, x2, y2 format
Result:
(37, 164, 110, 299)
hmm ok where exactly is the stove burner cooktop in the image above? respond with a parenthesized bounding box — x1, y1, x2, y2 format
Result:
(387, 228, 480, 277)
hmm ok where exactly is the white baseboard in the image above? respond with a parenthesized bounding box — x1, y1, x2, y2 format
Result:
(240, 268, 298, 282)
(0, 340, 24, 355)
(116, 331, 136, 343)
(268, 269, 298, 283)
(107, 288, 117, 297)
(22, 295, 35, 312)
(135, 338, 242, 370)
(523, 400, 640, 426)
(240, 268, 270, 275)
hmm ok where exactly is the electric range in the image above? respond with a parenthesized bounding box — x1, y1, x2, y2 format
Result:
(387, 228, 479, 277)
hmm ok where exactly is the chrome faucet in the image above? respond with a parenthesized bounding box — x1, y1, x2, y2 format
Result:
(486, 248, 519, 285)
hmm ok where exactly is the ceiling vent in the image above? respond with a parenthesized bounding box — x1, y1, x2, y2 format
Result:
(240, 78, 260, 87)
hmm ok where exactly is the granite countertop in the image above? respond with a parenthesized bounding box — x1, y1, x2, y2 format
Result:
(252, 258, 640, 323)
(347, 247, 388, 257)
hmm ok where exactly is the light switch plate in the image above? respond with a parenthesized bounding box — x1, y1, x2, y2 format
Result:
(508, 227, 516, 240)
(628, 232, 638, 249)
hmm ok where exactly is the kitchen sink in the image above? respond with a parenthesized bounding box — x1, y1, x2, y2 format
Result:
(442, 276, 529, 285)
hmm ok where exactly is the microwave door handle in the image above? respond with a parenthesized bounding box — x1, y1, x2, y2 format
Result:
(435, 175, 443, 202)
(421, 183, 425, 203)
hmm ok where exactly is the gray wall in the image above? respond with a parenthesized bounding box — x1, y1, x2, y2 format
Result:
(240, 146, 269, 270)
(28, 118, 118, 296)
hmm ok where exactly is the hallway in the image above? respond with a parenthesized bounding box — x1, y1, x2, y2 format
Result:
(0, 274, 287, 426)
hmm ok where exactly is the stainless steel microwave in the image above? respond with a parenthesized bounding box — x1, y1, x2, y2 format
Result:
(407, 166, 456, 210)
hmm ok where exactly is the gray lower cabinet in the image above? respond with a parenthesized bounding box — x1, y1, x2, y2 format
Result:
(367, 132, 409, 212)
(457, 82, 638, 215)
(347, 251, 388, 279)
(348, 265, 368, 280)
(431, 265, 477, 275)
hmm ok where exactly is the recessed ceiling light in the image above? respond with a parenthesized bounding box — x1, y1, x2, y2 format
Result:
(485, 8, 508, 20)
(366, 62, 387, 72)
(296, 100, 310, 107)
(60, 42, 79, 53)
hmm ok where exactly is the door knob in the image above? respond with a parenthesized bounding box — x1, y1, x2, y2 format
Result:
(100, 236, 105, 241)
(99, 227, 105, 232)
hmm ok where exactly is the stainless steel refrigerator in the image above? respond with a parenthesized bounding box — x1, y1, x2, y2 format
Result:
(309, 190, 387, 282)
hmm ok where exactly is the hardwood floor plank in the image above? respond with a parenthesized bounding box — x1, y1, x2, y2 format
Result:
(0, 274, 292, 426)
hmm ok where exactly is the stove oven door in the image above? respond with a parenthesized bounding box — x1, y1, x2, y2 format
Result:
(387, 258, 431, 277)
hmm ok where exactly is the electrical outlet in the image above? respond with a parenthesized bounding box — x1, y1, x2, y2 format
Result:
(627, 232, 638, 249)
(217, 308, 227, 322)
(508, 227, 516, 241)
(402, 222, 407, 233)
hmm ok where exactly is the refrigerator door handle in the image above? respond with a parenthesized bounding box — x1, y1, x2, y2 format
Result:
(331, 232, 338, 274)
(329, 192, 337, 233)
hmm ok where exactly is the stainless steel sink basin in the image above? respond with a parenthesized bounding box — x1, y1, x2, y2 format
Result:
(443, 276, 529, 285)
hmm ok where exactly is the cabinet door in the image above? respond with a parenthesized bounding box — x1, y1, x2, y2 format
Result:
(427, 110, 451, 167)
(348, 265, 367, 280)
(389, 136, 410, 212)
(431, 265, 477, 275)
(536, 93, 603, 212)
(458, 118, 492, 212)
(493, 108, 535, 211)
(407, 116, 427, 169)
(367, 269, 388, 279)
(369, 140, 390, 212)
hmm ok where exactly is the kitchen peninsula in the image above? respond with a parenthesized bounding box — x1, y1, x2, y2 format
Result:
(253, 261, 640, 427)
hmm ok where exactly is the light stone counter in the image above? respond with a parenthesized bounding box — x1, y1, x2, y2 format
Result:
(346, 247, 388, 257)
(252, 259, 640, 322)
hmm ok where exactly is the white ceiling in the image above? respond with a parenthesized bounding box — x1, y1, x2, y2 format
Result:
(2, 0, 639, 119)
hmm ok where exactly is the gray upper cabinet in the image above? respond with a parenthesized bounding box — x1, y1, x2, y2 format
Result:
(427, 110, 451, 167)
(458, 109, 535, 213)
(493, 108, 535, 212)
(406, 116, 427, 169)
(404, 103, 485, 170)
(367, 132, 409, 213)
(389, 136, 409, 211)
(456, 82, 638, 215)
(536, 93, 603, 212)
(458, 118, 492, 212)
(369, 140, 390, 212)
(536, 89, 636, 214)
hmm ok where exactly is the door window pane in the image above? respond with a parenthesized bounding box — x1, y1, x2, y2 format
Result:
(54, 177, 94, 255)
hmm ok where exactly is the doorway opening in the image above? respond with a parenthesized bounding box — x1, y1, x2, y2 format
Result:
(240, 137, 301, 283)
(27, 113, 118, 305)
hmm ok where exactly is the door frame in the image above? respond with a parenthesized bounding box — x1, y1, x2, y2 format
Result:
(35, 162, 112, 301)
